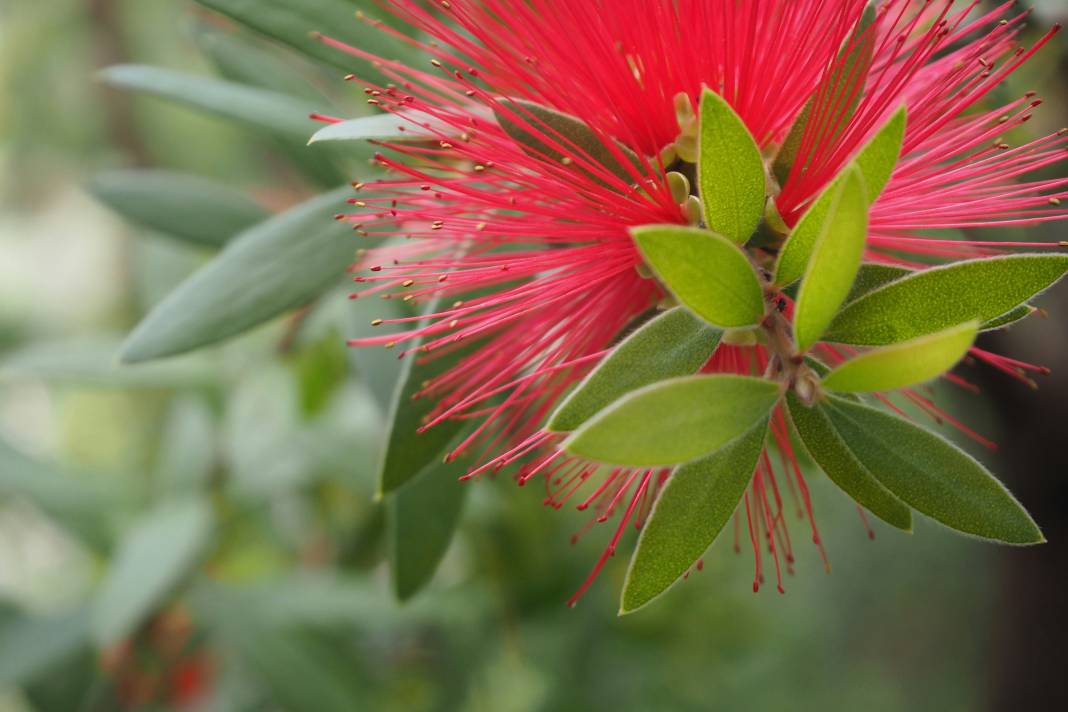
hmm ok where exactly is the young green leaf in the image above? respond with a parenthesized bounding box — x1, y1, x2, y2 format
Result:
(632, 225, 766, 328)
(825, 397, 1043, 544)
(91, 498, 214, 645)
(548, 308, 721, 432)
(793, 166, 870, 351)
(982, 304, 1035, 331)
(697, 88, 766, 244)
(99, 64, 320, 139)
(786, 394, 911, 531)
(853, 107, 907, 200)
(826, 255, 1068, 345)
(89, 170, 269, 248)
(822, 321, 977, 393)
(388, 459, 468, 601)
(494, 99, 642, 185)
(120, 188, 360, 363)
(620, 418, 768, 614)
(772, 4, 877, 185)
(564, 375, 780, 467)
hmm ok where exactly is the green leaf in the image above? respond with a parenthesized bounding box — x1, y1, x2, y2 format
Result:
(785, 394, 911, 531)
(632, 225, 765, 328)
(620, 418, 768, 614)
(92, 498, 214, 645)
(0, 608, 91, 689)
(853, 107, 907, 200)
(823, 321, 977, 393)
(378, 299, 472, 495)
(89, 170, 268, 248)
(697, 88, 766, 244)
(309, 112, 450, 144)
(826, 255, 1068, 345)
(547, 308, 722, 432)
(120, 188, 359, 362)
(772, 4, 877, 185)
(493, 99, 642, 186)
(982, 304, 1035, 331)
(825, 397, 1043, 544)
(99, 64, 320, 139)
(194, 0, 408, 74)
(793, 165, 869, 351)
(845, 263, 911, 303)
(564, 375, 781, 467)
(388, 459, 468, 601)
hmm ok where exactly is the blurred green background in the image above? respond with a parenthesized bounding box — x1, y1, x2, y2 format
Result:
(2, 1, 1067, 710)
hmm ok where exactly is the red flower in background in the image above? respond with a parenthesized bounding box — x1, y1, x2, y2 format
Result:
(319, 0, 1067, 603)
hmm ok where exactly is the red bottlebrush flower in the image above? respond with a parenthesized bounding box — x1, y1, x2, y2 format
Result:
(322, 1, 1068, 605)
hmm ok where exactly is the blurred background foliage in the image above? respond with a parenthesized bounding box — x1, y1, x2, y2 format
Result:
(1, 1, 1067, 710)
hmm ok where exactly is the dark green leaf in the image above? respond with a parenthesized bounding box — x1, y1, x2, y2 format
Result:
(89, 170, 268, 248)
(120, 188, 359, 362)
(389, 459, 468, 601)
(494, 99, 642, 186)
(620, 418, 768, 614)
(825, 397, 1043, 544)
(99, 64, 320, 138)
(772, 4, 877, 185)
(826, 255, 1068, 345)
(378, 299, 472, 495)
(0, 608, 91, 689)
(92, 497, 214, 644)
(786, 394, 911, 530)
(822, 321, 977, 393)
(793, 165, 869, 351)
(547, 308, 722, 432)
(632, 225, 765, 328)
(194, 0, 408, 74)
(564, 375, 781, 467)
(697, 88, 766, 244)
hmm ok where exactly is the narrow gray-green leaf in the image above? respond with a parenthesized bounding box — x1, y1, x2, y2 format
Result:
(388, 459, 468, 601)
(826, 397, 1042, 544)
(378, 298, 472, 495)
(547, 308, 722, 432)
(89, 170, 268, 247)
(620, 418, 768, 614)
(632, 225, 765, 328)
(826, 255, 1068, 345)
(92, 498, 214, 645)
(822, 321, 977, 393)
(99, 64, 319, 139)
(853, 107, 907, 199)
(794, 165, 869, 351)
(494, 99, 642, 186)
(786, 394, 911, 531)
(194, 0, 408, 74)
(120, 188, 359, 362)
(564, 375, 780, 467)
(309, 112, 450, 144)
(697, 88, 766, 244)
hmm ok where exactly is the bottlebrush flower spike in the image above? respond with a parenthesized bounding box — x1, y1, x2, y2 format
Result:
(320, 0, 1068, 609)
